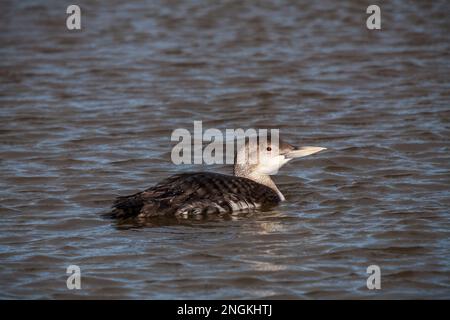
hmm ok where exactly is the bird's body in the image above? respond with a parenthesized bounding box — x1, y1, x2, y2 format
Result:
(111, 172, 280, 218)
(110, 134, 325, 219)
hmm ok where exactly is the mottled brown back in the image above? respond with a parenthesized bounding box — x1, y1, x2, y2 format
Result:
(110, 172, 281, 218)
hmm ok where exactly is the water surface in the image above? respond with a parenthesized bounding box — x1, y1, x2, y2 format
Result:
(0, 0, 449, 299)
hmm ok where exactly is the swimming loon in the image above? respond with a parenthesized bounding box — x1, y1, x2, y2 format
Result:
(110, 136, 325, 218)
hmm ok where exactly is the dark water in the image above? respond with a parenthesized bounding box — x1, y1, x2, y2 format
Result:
(1, 0, 449, 299)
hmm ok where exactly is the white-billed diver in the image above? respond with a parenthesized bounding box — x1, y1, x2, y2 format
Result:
(110, 136, 325, 218)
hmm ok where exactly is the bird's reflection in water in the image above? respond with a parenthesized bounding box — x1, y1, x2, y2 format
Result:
(104, 209, 288, 230)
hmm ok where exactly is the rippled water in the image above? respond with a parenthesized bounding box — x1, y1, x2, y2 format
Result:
(1, 0, 449, 299)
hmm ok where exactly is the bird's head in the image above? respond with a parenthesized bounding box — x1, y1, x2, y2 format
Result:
(234, 133, 326, 177)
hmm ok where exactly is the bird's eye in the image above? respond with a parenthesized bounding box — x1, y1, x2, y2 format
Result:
(266, 147, 272, 151)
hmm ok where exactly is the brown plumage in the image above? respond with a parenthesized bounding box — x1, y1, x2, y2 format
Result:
(111, 172, 280, 218)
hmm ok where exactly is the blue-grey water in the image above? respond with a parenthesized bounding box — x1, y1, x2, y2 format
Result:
(0, 0, 449, 299)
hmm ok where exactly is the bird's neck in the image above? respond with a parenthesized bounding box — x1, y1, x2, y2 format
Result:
(233, 165, 285, 201)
